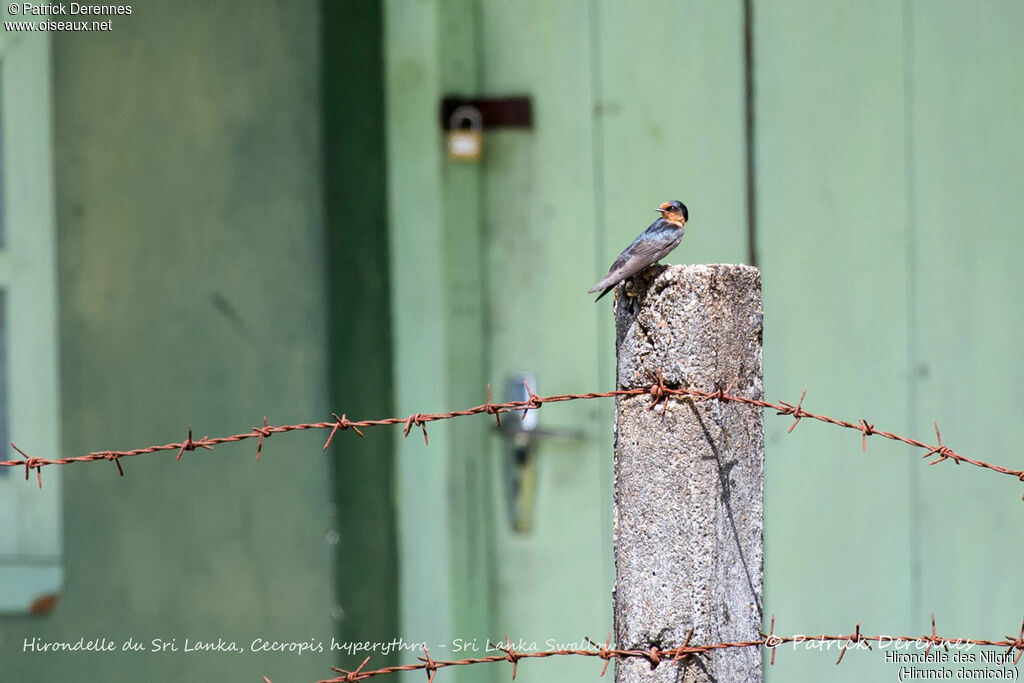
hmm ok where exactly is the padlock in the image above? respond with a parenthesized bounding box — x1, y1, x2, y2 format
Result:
(447, 105, 483, 162)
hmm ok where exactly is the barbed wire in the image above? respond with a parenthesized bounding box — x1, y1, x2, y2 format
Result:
(4, 376, 1024, 497)
(257, 615, 1024, 683)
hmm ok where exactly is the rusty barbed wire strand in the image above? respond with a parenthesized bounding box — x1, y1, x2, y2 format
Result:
(4, 377, 1024, 496)
(259, 614, 1024, 683)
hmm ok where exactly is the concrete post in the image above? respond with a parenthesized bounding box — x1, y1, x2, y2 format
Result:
(613, 264, 764, 683)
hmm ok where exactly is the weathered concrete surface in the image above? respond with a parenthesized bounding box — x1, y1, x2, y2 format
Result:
(613, 264, 764, 683)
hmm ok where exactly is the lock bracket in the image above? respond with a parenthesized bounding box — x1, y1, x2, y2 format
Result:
(439, 95, 533, 130)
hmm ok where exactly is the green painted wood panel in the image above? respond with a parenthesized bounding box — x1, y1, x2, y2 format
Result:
(0, 26, 63, 614)
(0, 3, 334, 681)
(906, 0, 1024, 643)
(389, 3, 1024, 683)
(322, 0, 399, 669)
(386, 3, 752, 683)
(758, 1, 1024, 681)
(383, 6, 482, 682)
(595, 0, 749, 276)
(478, 1, 609, 680)
(754, 2, 913, 681)
(436, 0, 494, 653)
(384, 2, 610, 679)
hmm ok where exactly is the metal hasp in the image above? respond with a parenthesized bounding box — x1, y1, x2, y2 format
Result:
(438, 95, 533, 130)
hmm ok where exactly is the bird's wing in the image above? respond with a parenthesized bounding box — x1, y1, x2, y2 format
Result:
(587, 232, 682, 293)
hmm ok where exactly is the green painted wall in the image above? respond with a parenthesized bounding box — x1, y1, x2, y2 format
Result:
(0, 2, 335, 681)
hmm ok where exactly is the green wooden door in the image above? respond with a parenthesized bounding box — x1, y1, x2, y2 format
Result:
(478, 6, 611, 679)
(481, 3, 751, 681)
(387, 2, 1024, 682)
(385, 2, 748, 681)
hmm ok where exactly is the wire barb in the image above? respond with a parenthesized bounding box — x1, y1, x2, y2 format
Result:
(585, 634, 614, 677)
(106, 452, 125, 477)
(174, 427, 211, 462)
(858, 420, 875, 452)
(646, 371, 670, 413)
(253, 417, 272, 460)
(323, 413, 365, 451)
(762, 615, 780, 666)
(483, 384, 502, 428)
(777, 389, 808, 433)
(835, 622, 870, 665)
(11, 443, 43, 488)
(521, 378, 543, 419)
(1007, 620, 1024, 665)
(418, 646, 437, 683)
(330, 655, 371, 682)
(495, 636, 522, 680)
(402, 414, 429, 445)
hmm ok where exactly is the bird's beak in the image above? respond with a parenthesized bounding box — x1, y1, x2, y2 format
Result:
(654, 208, 666, 213)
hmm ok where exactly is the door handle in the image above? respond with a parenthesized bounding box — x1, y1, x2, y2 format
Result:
(497, 372, 585, 532)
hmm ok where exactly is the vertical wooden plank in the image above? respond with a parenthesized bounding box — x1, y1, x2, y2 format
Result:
(436, 0, 493, 653)
(594, 0, 749, 273)
(478, 2, 610, 680)
(907, 0, 1024, 639)
(384, 2, 492, 679)
(382, 0, 458, 653)
(322, 0, 399, 669)
(593, 6, 750, 677)
(0, 28, 63, 613)
(593, 13, 749, 631)
(592, 21, 750, 664)
(754, 2, 912, 681)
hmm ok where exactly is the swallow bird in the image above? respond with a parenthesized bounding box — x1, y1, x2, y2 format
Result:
(588, 200, 689, 301)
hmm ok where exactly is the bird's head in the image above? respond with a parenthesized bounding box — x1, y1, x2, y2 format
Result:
(655, 200, 688, 226)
